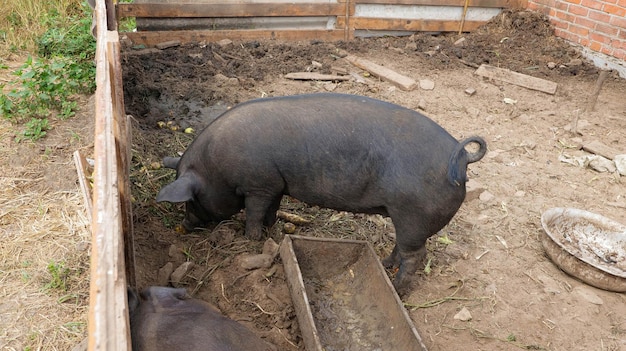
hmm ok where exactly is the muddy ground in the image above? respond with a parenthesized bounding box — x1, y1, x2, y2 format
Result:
(121, 10, 626, 351)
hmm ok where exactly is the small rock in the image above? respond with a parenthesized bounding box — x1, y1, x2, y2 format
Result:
(567, 58, 583, 67)
(262, 238, 280, 259)
(311, 60, 323, 68)
(479, 191, 495, 202)
(454, 307, 472, 321)
(323, 82, 338, 91)
(217, 39, 233, 47)
(157, 262, 174, 286)
(241, 254, 274, 270)
(417, 99, 427, 111)
(514, 190, 526, 197)
(171, 261, 194, 285)
(464, 87, 476, 96)
(465, 179, 484, 201)
(485, 115, 496, 124)
(547, 61, 556, 69)
(405, 42, 417, 51)
(168, 244, 183, 261)
(573, 286, 603, 305)
(466, 107, 480, 118)
(226, 77, 239, 86)
(588, 155, 617, 173)
(419, 79, 435, 90)
(615, 155, 626, 176)
(454, 37, 466, 46)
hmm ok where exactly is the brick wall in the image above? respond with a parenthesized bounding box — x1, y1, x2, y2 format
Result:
(527, 0, 626, 61)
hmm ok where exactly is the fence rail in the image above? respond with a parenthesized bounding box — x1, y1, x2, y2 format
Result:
(118, 0, 526, 45)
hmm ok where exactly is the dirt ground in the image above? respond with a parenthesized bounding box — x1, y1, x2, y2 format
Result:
(120, 9, 626, 351)
(2, 8, 625, 351)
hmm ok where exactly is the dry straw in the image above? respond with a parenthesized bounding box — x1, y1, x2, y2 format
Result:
(0, 119, 91, 350)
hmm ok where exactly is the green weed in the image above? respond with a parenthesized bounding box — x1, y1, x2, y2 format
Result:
(0, 1, 95, 142)
(44, 261, 70, 292)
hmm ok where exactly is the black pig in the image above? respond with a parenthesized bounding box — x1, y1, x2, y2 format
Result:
(128, 286, 276, 351)
(157, 93, 487, 293)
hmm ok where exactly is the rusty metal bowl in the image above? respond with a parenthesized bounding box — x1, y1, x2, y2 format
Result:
(541, 208, 626, 292)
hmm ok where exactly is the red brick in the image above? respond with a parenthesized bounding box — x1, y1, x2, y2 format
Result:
(564, 0, 581, 4)
(588, 9, 611, 22)
(618, 0, 626, 7)
(579, 37, 590, 46)
(574, 16, 596, 29)
(581, 0, 603, 10)
(555, 1, 569, 10)
(589, 41, 602, 51)
(568, 4, 589, 15)
(527, 2, 539, 10)
(603, 4, 626, 16)
(596, 23, 619, 36)
(590, 32, 612, 43)
(555, 9, 576, 22)
(568, 23, 590, 36)
(610, 15, 626, 28)
(600, 45, 613, 55)
(551, 18, 570, 29)
(619, 29, 626, 40)
(613, 49, 625, 60)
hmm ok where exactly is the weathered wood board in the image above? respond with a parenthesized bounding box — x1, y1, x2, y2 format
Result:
(475, 64, 558, 94)
(345, 54, 418, 91)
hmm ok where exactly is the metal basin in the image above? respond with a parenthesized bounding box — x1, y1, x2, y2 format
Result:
(541, 207, 626, 292)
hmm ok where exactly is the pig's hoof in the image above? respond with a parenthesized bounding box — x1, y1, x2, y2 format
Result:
(392, 275, 414, 297)
(382, 254, 400, 269)
(247, 230, 264, 241)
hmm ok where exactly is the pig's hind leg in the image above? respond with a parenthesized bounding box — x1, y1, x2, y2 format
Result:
(386, 210, 431, 295)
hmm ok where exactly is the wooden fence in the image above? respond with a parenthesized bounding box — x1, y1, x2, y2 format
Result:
(117, 0, 527, 46)
(86, 0, 529, 350)
(88, 0, 134, 350)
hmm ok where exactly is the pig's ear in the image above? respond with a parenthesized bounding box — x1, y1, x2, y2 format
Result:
(156, 174, 197, 203)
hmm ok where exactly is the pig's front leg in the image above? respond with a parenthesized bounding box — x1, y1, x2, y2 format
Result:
(244, 193, 281, 240)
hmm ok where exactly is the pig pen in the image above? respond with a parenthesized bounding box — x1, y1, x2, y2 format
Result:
(123, 10, 626, 351)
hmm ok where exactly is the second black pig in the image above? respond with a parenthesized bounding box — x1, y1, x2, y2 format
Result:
(128, 286, 276, 351)
(157, 93, 487, 293)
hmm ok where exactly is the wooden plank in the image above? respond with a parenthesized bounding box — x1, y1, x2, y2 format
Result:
(582, 140, 623, 160)
(285, 72, 351, 81)
(107, 30, 137, 290)
(88, 0, 132, 350)
(344, 54, 417, 91)
(342, 17, 484, 32)
(117, 3, 347, 18)
(125, 29, 349, 46)
(73, 150, 93, 224)
(352, 0, 523, 7)
(475, 64, 558, 94)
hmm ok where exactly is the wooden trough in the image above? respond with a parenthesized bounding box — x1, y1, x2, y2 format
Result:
(86, 0, 526, 349)
(280, 235, 429, 351)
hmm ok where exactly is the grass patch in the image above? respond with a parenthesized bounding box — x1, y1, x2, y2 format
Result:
(0, 0, 95, 141)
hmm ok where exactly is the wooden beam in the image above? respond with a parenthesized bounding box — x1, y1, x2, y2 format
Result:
(117, 3, 348, 18)
(341, 17, 484, 32)
(88, 0, 131, 350)
(125, 29, 349, 46)
(285, 72, 351, 81)
(475, 64, 558, 94)
(352, 0, 523, 7)
(344, 54, 418, 91)
(73, 150, 93, 224)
